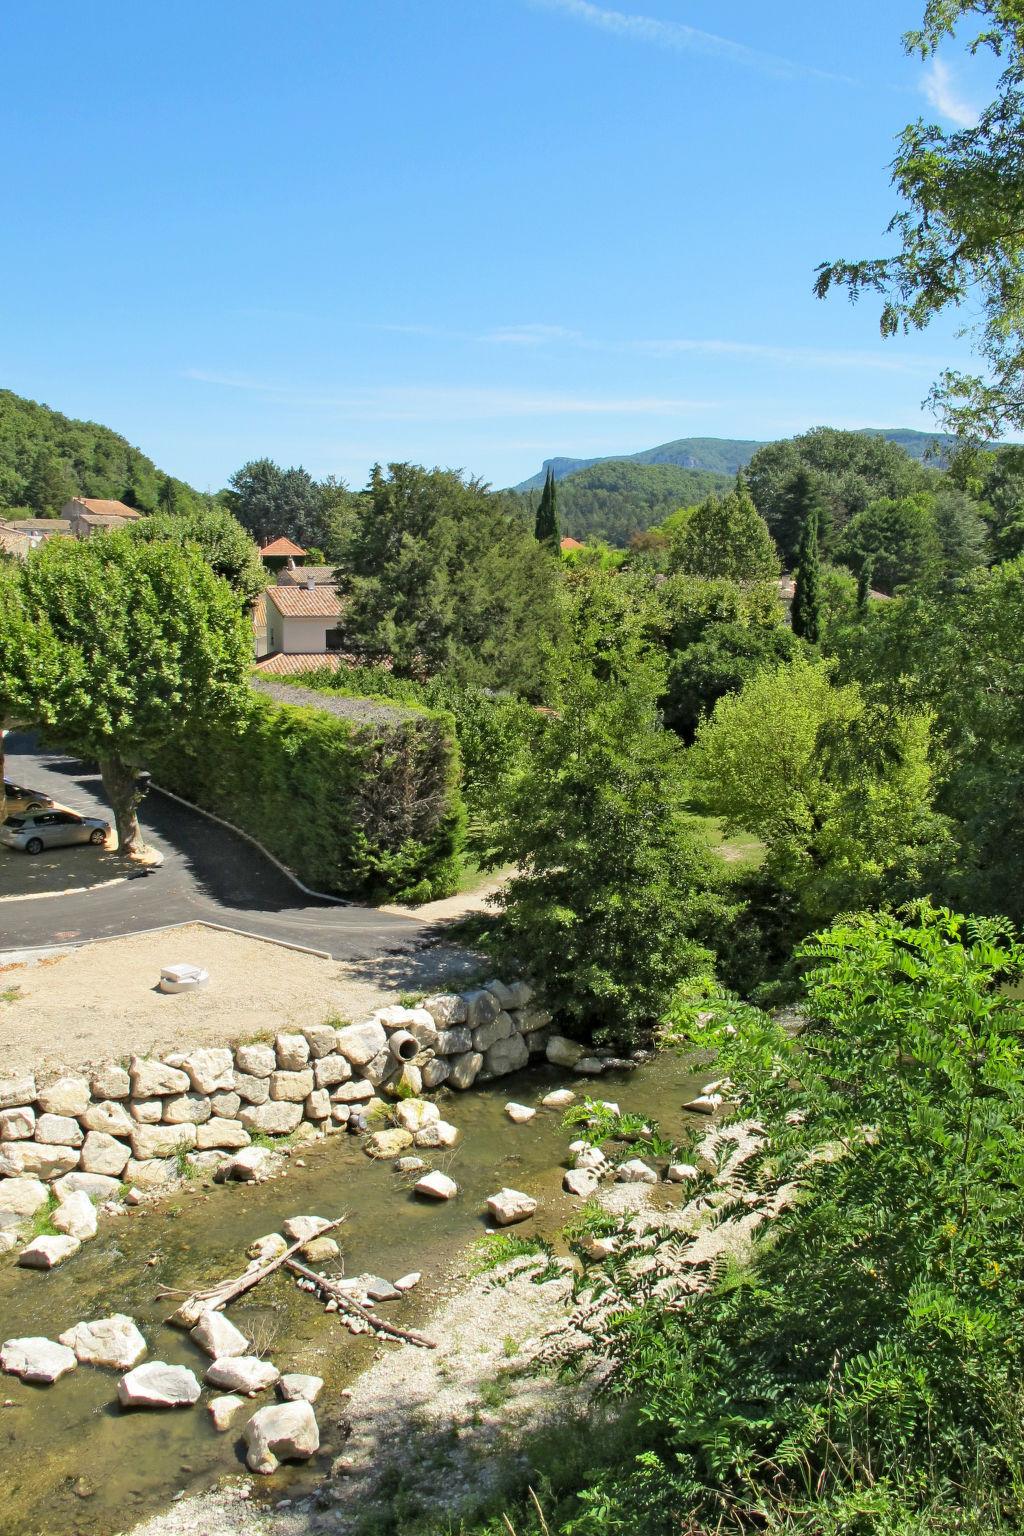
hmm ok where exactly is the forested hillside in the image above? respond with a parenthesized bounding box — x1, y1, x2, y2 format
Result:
(0, 389, 197, 517)
(514, 459, 733, 545)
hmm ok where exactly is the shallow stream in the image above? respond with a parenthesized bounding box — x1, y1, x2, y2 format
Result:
(0, 1057, 705, 1536)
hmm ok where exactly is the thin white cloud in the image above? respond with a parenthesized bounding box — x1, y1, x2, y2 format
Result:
(481, 323, 584, 346)
(634, 337, 938, 374)
(530, 0, 853, 84)
(922, 58, 978, 128)
(182, 371, 716, 421)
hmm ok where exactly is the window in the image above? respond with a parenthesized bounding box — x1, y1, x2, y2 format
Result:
(325, 628, 345, 652)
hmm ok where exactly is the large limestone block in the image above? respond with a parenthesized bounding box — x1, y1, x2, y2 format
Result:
(0, 1074, 35, 1110)
(124, 1158, 180, 1189)
(209, 1394, 246, 1431)
(361, 1050, 392, 1088)
(129, 1059, 190, 1098)
(420, 1057, 450, 1089)
(330, 1080, 375, 1104)
(275, 1032, 310, 1071)
(546, 1035, 584, 1068)
(81, 1100, 134, 1137)
(129, 1123, 197, 1161)
(1, 1141, 79, 1179)
(313, 1054, 352, 1089)
(162, 1093, 212, 1125)
(90, 1063, 131, 1100)
(278, 1373, 324, 1403)
(393, 1099, 440, 1133)
(234, 1043, 276, 1078)
(563, 1168, 600, 1197)
(36, 1076, 90, 1117)
(414, 1170, 457, 1201)
(243, 1399, 319, 1473)
(190, 1310, 249, 1360)
(1, 1336, 77, 1383)
(435, 1026, 472, 1056)
(472, 1012, 514, 1053)
(35, 1112, 84, 1147)
(233, 1071, 270, 1104)
(196, 1118, 250, 1151)
(270, 1069, 314, 1102)
(206, 1356, 280, 1395)
(181, 1048, 235, 1094)
(447, 1050, 484, 1090)
(130, 1099, 163, 1124)
(504, 980, 535, 1010)
(80, 1130, 132, 1176)
(614, 1159, 658, 1185)
(422, 993, 468, 1027)
(483, 979, 518, 1009)
(0, 1105, 35, 1140)
(0, 1175, 48, 1215)
(210, 1091, 241, 1118)
(214, 1146, 285, 1183)
(52, 1190, 98, 1240)
(302, 1024, 339, 1059)
(305, 1090, 330, 1121)
(239, 1101, 304, 1136)
(55, 1171, 121, 1200)
(118, 1361, 201, 1409)
(462, 988, 500, 1027)
(405, 1009, 440, 1049)
(484, 1033, 529, 1076)
(59, 1315, 147, 1369)
(18, 1234, 81, 1268)
(486, 1187, 537, 1226)
(364, 1127, 413, 1160)
(334, 1019, 387, 1068)
(413, 1119, 459, 1149)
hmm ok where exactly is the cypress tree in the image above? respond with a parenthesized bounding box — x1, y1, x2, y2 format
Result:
(534, 467, 561, 548)
(857, 554, 874, 613)
(791, 500, 822, 644)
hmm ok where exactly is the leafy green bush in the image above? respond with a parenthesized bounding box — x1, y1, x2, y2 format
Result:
(151, 685, 463, 901)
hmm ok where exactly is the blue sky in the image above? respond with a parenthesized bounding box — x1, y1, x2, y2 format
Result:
(0, 1, 998, 491)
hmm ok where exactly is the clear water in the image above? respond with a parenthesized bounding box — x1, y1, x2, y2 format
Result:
(0, 1058, 705, 1536)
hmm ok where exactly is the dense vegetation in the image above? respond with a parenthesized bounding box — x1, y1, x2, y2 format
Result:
(512, 459, 732, 545)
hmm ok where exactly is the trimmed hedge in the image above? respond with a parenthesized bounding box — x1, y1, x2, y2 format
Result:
(151, 683, 464, 902)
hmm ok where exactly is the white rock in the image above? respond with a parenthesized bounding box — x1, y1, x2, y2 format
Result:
(130, 1099, 163, 1124)
(129, 1059, 190, 1098)
(330, 1079, 375, 1104)
(54, 1171, 120, 1201)
(303, 1024, 339, 1059)
(275, 1032, 310, 1071)
(0, 1105, 35, 1140)
(233, 1071, 270, 1104)
(118, 1361, 201, 1408)
(421, 994, 468, 1026)
(572, 1146, 607, 1173)
(124, 1157, 180, 1188)
(546, 1036, 584, 1068)
(563, 1168, 599, 1197)
(129, 1123, 197, 1160)
(214, 1146, 284, 1183)
(36, 1076, 90, 1117)
(35, 1112, 84, 1147)
(58, 1315, 147, 1369)
(447, 1050, 484, 1090)
(462, 988, 501, 1026)
(18, 1234, 81, 1268)
(282, 1215, 333, 1242)
(335, 1019, 388, 1068)
(1, 1335, 77, 1383)
(393, 1271, 421, 1291)
(196, 1117, 250, 1150)
(667, 1163, 699, 1183)
(484, 1033, 529, 1076)
(191, 1309, 250, 1359)
(364, 1127, 413, 1159)
(0, 1175, 48, 1215)
(208, 1393, 246, 1430)
(0, 1141, 79, 1179)
(52, 1190, 98, 1240)
(504, 1103, 536, 1124)
(210, 1091, 241, 1117)
(393, 1099, 440, 1133)
(415, 1170, 457, 1201)
(243, 1399, 319, 1473)
(582, 1234, 619, 1260)
(413, 1119, 459, 1149)
(313, 1054, 352, 1089)
(420, 1058, 450, 1089)
(206, 1355, 280, 1395)
(614, 1159, 658, 1184)
(269, 1069, 314, 1102)
(0, 1073, 36, 1110)
(237, 1100, 303, 1136)
(486, 1187, 537, 1226)
(247, 1232, 288, 1263)
(79, 1129, 131, 1176)
(472, 1012, 513, 1052)
(574, 1057, 606, 1075)
(541, 1089, 576, 1109)
(278, 1373, 324, 1403)
(81, 1100, 134, 1136)
(305, 1089, 331, 1120)
(90, 1064, 131, 1100)
(683, 1094, 724, 1115)
(394, 1156, 427, 1174)
(181, 1048, 235, 1094)
(435, 1026, 472, 1055)
(234, 1043, 276, 1078)
(162, 1093, 212, 1125)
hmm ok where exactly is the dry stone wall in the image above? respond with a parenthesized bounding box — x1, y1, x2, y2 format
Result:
(0, 980, 552, 1244)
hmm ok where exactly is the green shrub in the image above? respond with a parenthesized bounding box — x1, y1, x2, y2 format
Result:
(151, 684, 463, 901)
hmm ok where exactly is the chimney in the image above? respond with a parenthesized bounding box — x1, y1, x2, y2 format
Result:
(305, 573, 315, 591)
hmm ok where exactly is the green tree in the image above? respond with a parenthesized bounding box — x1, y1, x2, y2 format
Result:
(689, 654, 951, 924)
(838, 492, 944, 592)
(534, 466, 560, 547)
(816, 4, 1024, 438)
(856, 552, 874, 611)
(790, 487, 822, 643)
(340, 463, 562, 692)
(16, 534, 251, 854)
(24, 448, 71, 518)
(225, 458, 327, 547)
(127, 505, 266, 606)
(0, 563, 63, 821)
(157, 474, 181, 515)
(669, 477, 781, 582)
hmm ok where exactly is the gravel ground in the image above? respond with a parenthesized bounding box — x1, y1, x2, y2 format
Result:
(0, 921, 483, 1080)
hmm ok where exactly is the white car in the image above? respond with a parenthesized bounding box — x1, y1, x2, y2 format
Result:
(1, 808, 110, 855)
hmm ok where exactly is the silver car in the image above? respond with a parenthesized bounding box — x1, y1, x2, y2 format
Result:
(1, 808, 110, 855)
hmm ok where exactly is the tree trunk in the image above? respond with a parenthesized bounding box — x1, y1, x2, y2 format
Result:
(99, 754, 147, 856)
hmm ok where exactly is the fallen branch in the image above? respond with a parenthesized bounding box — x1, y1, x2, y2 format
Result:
(285, 1257, 437, 1349)
(159, 1217, 347, 1328)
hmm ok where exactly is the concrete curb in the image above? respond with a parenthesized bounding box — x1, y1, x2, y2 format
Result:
(149, 783, 353, 907)
(0, 918, 333, 965)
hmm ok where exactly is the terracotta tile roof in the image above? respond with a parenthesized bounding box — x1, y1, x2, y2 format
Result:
(70, 497, 142, 518)
(276, 565, 338, 586)
(264, 584, 343, 618)
(259, 536, 307, 557)
(3, 517, 72, 534)
(253, 652, 363, 675)
(560, 536, 584, 551)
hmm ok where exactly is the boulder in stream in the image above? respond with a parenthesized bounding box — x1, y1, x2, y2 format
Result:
(278, 1373, 324, 1403)
(415, 1170, 457, 1201)
(504, 1103, 536, 1124)
(59, 1315, 147, 1370)
(1, 1336, 78, 1384)
(563, 1168, 599, 1197)
(541, 1089, 576, 1109)
(206, 1356, 281, 1395)
(208, 1393, 246, 1431)
(486, 1188, 538, 1226)
(0, 1176, 48, 1215)
(118, 1361, 201, 1408)
(413, 1120, 458, 1150)
(393, 1099, 440, 1134)
(52, 1190, 98, 1240)
(214, 1146, 284, 1183)
(614, 1158, 659, 1184)
(18, 1234, 81, 1269)
(282, 1215, 333, 1242)
(244, 1399, 319, 1473)
(190, 1310, 249, 1359)
(364, 1127, 413, 1160)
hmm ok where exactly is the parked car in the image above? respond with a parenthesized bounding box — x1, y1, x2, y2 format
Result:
(1, 808, 110, 855)
(2, 781, 56, 815)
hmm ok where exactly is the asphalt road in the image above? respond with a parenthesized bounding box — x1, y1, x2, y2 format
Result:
(0, 735, 424, 958)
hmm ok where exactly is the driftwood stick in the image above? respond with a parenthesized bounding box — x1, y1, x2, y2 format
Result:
(160, 1217, 347, 1327)
(285, 1257, 437, 1349)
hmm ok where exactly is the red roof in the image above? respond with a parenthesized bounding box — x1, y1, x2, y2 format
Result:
(265, 585, 342, 619)
(560, 536, 584, 551)
(259, 537, 307, 557)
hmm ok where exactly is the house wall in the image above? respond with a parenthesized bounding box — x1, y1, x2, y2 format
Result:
(267, 609, 332, 655)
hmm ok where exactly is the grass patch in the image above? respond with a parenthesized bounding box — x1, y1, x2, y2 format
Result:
(0, 985, 22, 1004)
(694, 812, 764, 871)
(469, 1232, 552, 1276)
(29, 1192, 59, 1239)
